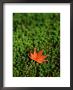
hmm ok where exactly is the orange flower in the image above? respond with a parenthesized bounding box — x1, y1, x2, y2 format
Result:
(28, 48, 48, 64)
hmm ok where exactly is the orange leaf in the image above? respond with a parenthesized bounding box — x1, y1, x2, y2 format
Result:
(28, 48, 48, 64)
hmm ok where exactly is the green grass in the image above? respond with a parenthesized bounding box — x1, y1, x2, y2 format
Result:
(13, 13, 60, 77)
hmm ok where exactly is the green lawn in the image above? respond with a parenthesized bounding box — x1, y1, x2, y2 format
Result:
(13, 13, 60, 77)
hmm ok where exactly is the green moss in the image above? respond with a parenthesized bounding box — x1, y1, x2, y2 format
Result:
(13, 13, 60, 77)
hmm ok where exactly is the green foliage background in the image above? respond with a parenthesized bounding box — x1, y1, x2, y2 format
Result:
(13, 13, 60, 77)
